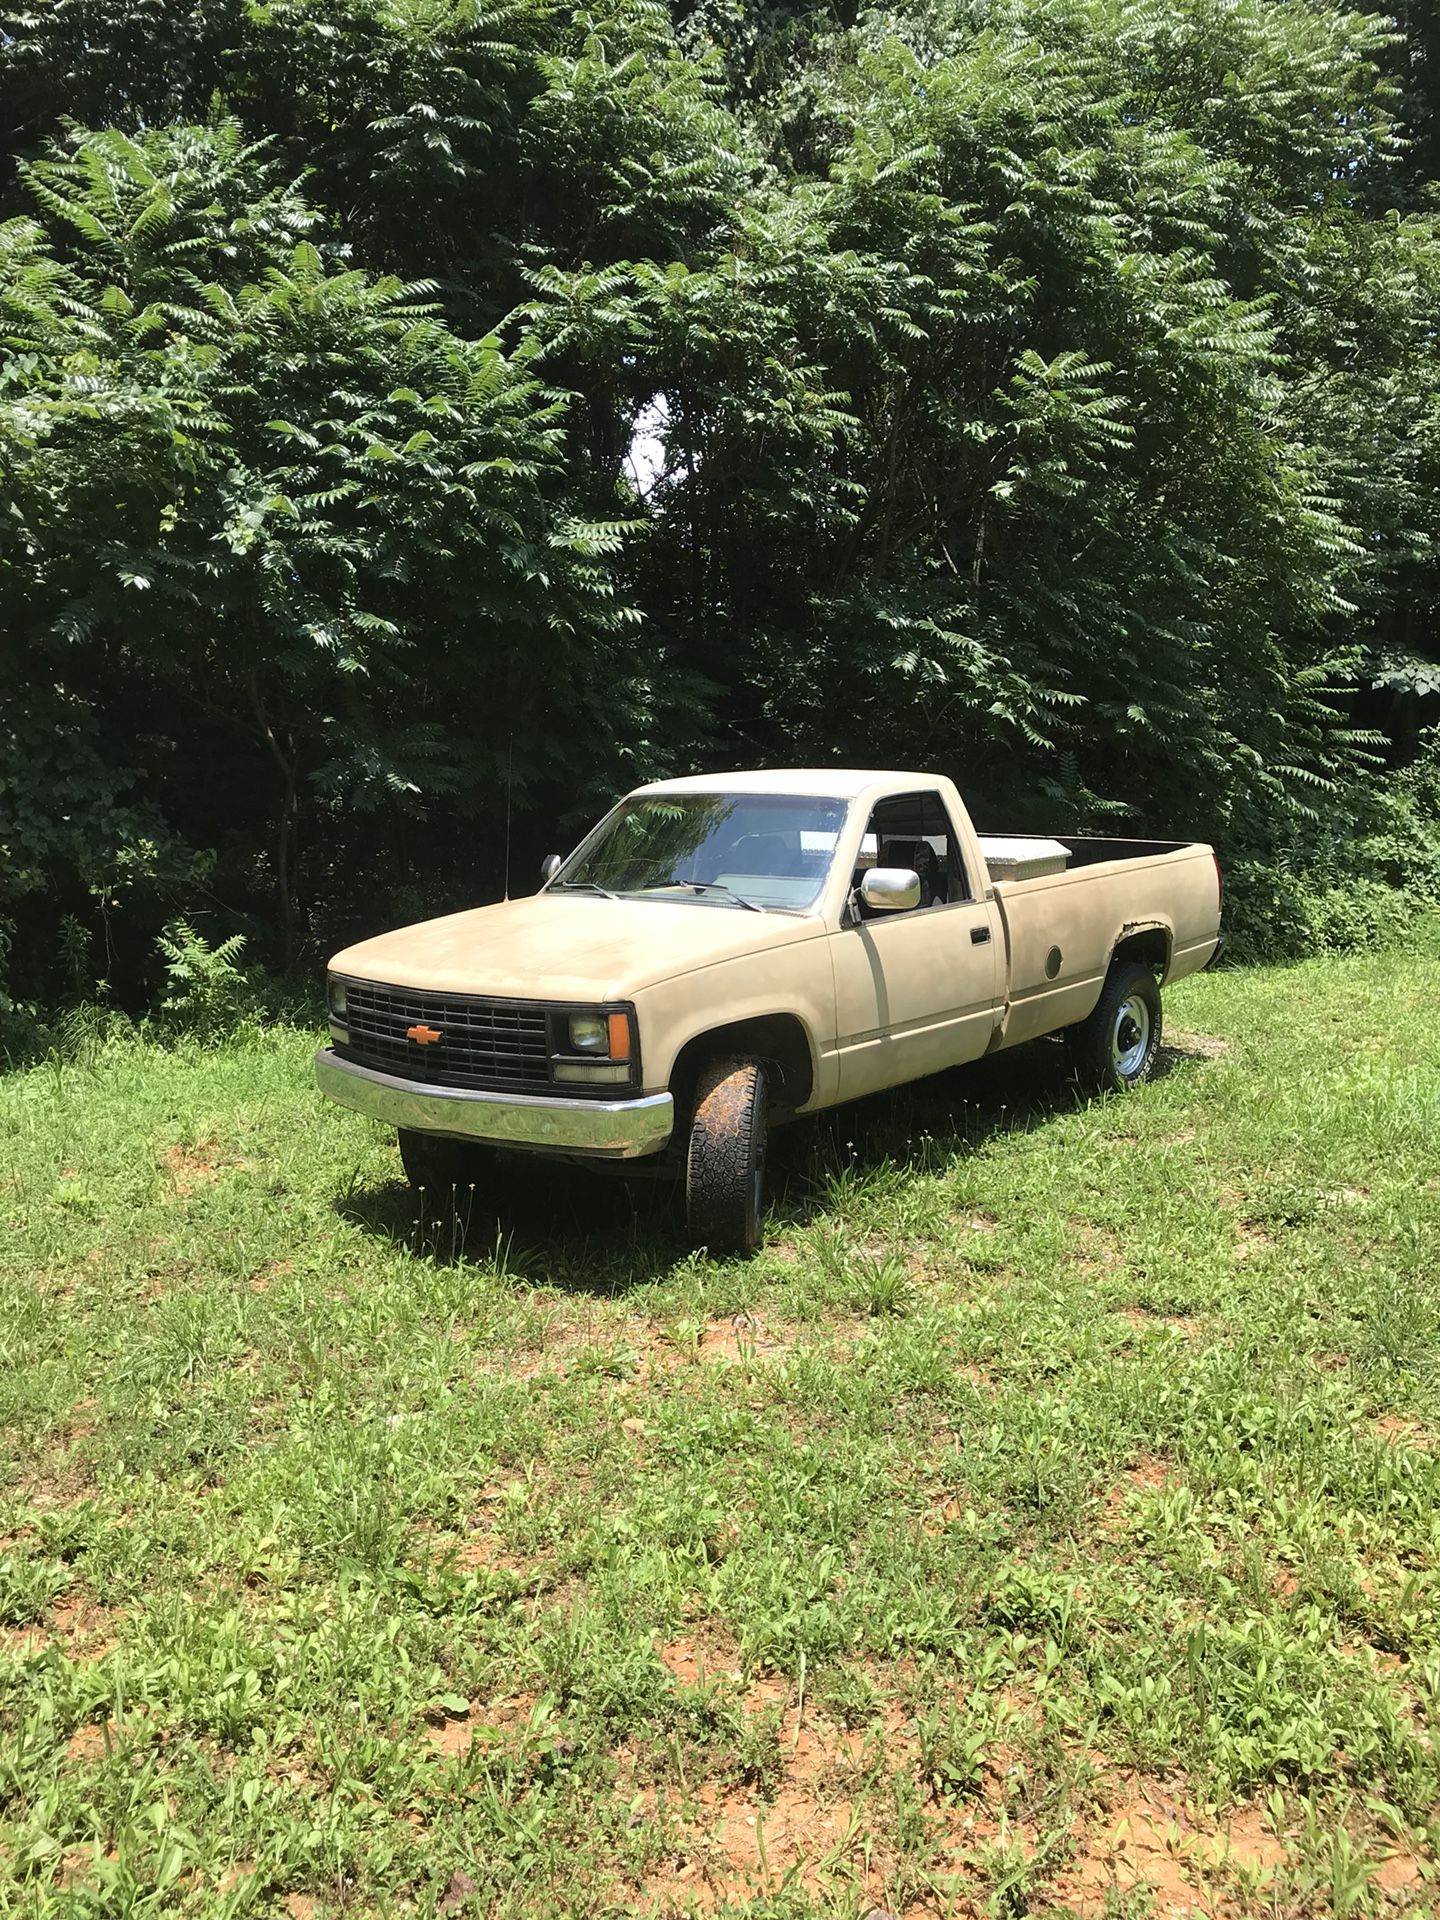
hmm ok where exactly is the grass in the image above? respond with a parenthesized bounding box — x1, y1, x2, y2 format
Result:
(2, 931, 1438, 1919)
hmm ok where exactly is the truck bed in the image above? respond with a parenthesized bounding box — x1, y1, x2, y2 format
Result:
(984, 835, 1220, 1050)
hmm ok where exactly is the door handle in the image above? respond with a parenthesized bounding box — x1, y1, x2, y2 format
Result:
(970, 924, 992, 945)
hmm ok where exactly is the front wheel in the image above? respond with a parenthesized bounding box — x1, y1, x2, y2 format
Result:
(1066, 962, 1163, 1094)
(685, 1057, 768, 1257)
(397, 1128, 494, 1194)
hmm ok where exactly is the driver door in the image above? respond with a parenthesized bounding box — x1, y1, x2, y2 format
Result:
(829, 791, 1002, 1101)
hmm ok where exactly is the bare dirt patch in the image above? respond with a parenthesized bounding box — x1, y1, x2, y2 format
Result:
(1373, 1846, 1429, 1893)
(1102, 1454, 1173, 1527)
(1054, 1783, 1287, 1916)
(57, 1846, 121, 1892)
(698, 1314, 793, 1364)
(215, 1862, 258, 1896)
(656, 1630, 746, 1689)
(65, 1719, 119, 1761)
(655, 1776, 861, 1904)
(7, 1459, 97, 1512)
(639, 1313, 866, 1381)
(425, 1690, 538, 1757)
(1374, 1416, 1432, 1452)
(919, 1493, 968, 1538)
(428, 1713, 478, 1759)
(636, 1656, 1068, 1914)
(951, 1359, 996, 1391)
(437, 1868, 480, 1912)
(636, 1696, 893, 1912)
(20, 1595, 123, 1662)
(1166, 1032, 1231, 1062)
(163, 1139, 234, 1196)
(1233, 1220, 1275, 1262)
(953, 1207, 998, 1231)
(474, 1317, 614, 1384)
(1124, 1454, 1171, 1493)
(1116, 1306, 1199, 1336)
(447, 1528, 530, 1575)
(1072, 1221, 1125, 1277)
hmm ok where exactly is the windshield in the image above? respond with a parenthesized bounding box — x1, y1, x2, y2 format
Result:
(551, 793, 849, 912)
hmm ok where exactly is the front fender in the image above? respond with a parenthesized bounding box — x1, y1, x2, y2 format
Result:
(634, 936, 837, 1111)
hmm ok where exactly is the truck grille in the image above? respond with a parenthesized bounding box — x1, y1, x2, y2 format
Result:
(339, 983, 552, 1094)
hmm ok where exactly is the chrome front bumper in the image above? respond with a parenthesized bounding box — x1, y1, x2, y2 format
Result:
(314, 1050, 674, 1160)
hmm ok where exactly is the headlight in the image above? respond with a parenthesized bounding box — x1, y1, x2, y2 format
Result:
(551, 1007, 636, 1085)
(327, 975, 349, 1044)
(568, 1012, 608, 1052)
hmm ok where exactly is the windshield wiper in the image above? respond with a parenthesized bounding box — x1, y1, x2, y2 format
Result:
(551, 879, 618, 899)
(663, 880, 762, 912)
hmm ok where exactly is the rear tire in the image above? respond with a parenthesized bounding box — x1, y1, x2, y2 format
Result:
(685, 1057, 768, 1257)
(1066, 962, 1162, 1094)
(397, 1128, 493, 1194)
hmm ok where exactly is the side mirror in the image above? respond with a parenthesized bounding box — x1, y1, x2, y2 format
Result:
(540, 853, 562, 884)
(859, 866, 921, 913)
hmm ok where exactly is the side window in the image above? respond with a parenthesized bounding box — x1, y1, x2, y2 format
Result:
(854, 792, 971, 913)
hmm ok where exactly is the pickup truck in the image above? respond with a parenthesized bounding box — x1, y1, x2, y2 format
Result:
(317, 770, 1222, 1253)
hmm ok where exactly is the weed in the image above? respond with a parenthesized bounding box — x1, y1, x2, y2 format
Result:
(155, 918, 257, 1041)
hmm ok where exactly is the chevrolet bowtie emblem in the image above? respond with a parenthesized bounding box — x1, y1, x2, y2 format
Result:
(406, 1023, 442, 1045)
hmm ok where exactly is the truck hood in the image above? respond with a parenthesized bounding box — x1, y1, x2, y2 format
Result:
(328, 893, 824, 1001)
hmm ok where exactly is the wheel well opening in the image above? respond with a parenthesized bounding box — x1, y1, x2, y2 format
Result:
(670, 1016, 815, 1121)
(1112, 927, 1171, 978)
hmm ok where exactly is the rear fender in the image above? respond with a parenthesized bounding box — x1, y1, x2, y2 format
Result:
(1111, 921, 1174, 982)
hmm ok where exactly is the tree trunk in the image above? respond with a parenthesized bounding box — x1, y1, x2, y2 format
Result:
(249, 673, 301, 971)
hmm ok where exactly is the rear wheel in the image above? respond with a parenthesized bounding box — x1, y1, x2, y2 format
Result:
(685, 1057, 768, 1257)
(1066, 962, 1163, 1094)
(397, 1128, 493, 1194)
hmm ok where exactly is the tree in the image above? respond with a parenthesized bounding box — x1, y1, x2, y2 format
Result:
(0, 122, 640, 976)
(527, 0, 1432, 841)
(1, 0, 1438, 1000)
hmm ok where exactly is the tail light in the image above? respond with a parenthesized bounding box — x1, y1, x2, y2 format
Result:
(1213, 851, 1223, 915)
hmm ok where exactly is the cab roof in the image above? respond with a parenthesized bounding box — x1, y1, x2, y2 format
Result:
(630, 769, 936, 800)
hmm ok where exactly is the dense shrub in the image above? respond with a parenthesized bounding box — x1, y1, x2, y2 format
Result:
(0, 0, 1435, 996)
(1222, 733, 1440, 962)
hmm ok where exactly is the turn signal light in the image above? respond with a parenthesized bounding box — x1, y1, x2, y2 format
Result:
(607, 1011, 632, 1061)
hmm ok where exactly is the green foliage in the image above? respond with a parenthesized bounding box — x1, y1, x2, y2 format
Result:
(1223, 865, 1417, 967)
(0, 0, 1436, 994)
(1223, 729, 1440, 962)
(1381, 729, 1440, 902)
(0, 117, 649, 984)
(155, 919, 257, 1040)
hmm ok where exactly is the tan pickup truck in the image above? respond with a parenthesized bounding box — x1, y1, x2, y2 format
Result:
(317, 770, 1222, 1253)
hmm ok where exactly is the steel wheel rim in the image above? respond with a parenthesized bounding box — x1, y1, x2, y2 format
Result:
(1111, 995, 1151, 1078)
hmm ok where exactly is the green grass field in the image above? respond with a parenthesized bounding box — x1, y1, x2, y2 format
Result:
(3, 934, 1438, 1919)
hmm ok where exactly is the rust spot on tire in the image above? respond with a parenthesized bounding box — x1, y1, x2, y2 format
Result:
(703, 1071, 751, 1139)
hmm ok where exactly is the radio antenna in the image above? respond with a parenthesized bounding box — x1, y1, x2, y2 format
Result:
(502, 733, 514, 902)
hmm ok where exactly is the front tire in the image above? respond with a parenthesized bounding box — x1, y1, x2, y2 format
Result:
(1066, 962, 1162, 1094)
(397, 1128, 493, 1194)
(685, 1057, 768, 1257)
